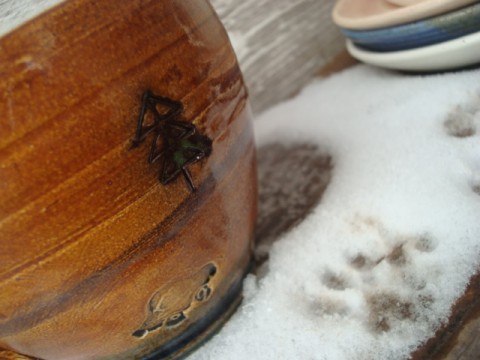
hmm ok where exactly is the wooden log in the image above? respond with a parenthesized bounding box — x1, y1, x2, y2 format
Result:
(210, 0, 346, 113)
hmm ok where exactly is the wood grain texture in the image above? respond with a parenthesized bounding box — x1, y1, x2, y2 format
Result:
(445, 314, 480, 360)
(0, 1, 256, 359)
(0, 0, 65, 38)
(255, 143, 331, 266)
(411, 272, 480, 360)
(210, 0, 345, 113)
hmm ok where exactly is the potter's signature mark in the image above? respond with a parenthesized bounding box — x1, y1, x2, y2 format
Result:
(132, 91, 212, 192)
(132, 263, 217, 338)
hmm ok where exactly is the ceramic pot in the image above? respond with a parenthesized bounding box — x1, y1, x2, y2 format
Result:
(0, 0, 257, 359)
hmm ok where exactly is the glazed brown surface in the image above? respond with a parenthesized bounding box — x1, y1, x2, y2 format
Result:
(0, 0, 256, 359)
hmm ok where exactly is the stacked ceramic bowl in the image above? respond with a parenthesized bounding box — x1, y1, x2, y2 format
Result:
(332, 0, 480, 72)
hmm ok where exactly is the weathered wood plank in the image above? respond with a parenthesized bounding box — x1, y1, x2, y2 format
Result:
(0, 0, 64, 37)
(410, 272, 480, 360)
(446, 315, 480, 360)
(211, 0, 345, 113)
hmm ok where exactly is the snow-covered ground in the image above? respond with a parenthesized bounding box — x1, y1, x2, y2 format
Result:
(192, 65, 480, 360)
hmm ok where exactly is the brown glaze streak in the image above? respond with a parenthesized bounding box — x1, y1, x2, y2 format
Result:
(0, 103, 252, 339)
(0, 349, 33, 360)
(0, 0, 256, 359)
(0, 0, 205, 146)
(0, 3, 238, 278)
(0, 75, 246, 321)
(0, 3, 214, 222)
(0, 58, 242, 284)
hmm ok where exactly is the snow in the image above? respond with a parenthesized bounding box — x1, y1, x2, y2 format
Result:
(191, 65, 480, 360)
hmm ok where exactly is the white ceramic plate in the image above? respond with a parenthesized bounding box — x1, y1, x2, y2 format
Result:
(333, 0, 476, 30)
(346, 30, 480, 72)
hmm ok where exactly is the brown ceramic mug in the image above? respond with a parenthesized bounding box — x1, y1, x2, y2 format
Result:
(0, 0, 257, 359)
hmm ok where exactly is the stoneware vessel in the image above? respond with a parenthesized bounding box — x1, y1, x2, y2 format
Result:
(0, 0, 257, 359)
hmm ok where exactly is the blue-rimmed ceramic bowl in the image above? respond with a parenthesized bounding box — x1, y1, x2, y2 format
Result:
(341, 2, 480, 52)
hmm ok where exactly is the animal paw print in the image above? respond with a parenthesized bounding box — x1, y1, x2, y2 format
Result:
(473, 183, 480, 196)
(414, 234, 437, 253)
(348, 247, 435, 333)
(443, 94, 480, 196)
(306, 271, 352, 316)
(471, 167, 480, 197)
(322, 270, 349, 291)
(345, 217, 438, 333)
(367, 292, 414, 333)
(305, 217, 439, 331)
(443, 96, 480, 138)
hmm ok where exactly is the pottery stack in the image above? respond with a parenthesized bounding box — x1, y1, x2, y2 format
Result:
(332, 0, 480, 71)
